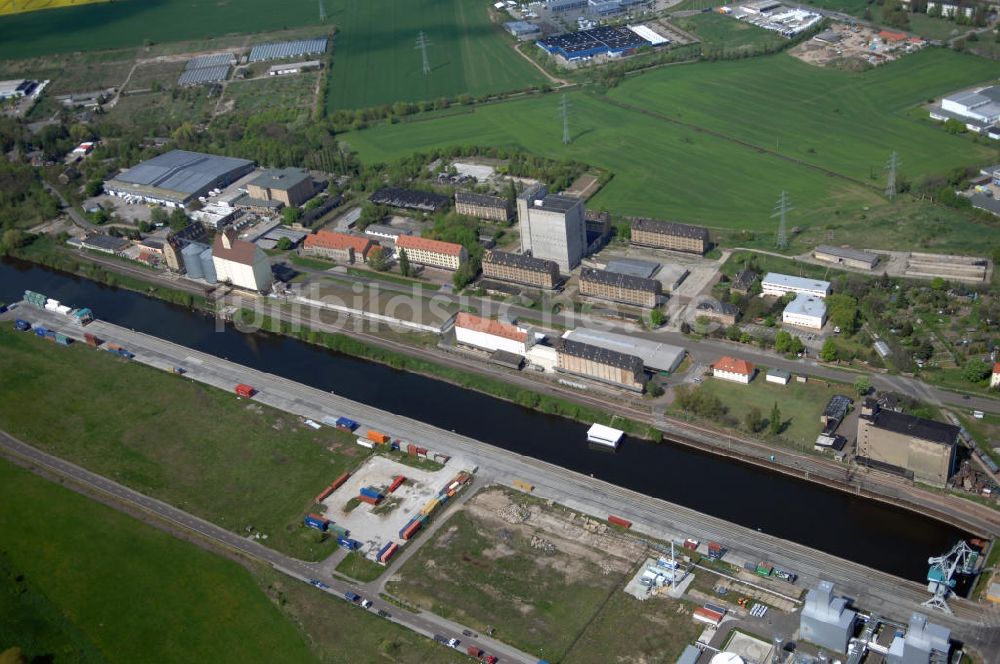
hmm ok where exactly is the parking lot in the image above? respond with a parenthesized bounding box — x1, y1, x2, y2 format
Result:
(317, 453, 470, 557)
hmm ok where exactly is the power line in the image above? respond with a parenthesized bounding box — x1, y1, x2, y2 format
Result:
(885, 151, 899, 200)
(415, 31, 432, 76)
(771, 190, 792, 250)
(559, 94, 571, 145)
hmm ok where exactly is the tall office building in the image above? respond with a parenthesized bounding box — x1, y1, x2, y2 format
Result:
(517, 184, 586, 272)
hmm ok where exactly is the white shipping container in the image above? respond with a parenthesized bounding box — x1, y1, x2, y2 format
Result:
(356, 438, 374, 449)
(304, 419, 321, 430)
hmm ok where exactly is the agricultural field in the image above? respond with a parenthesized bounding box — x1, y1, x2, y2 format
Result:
(344, 49, 997, 252)
(325, 0, 545, 110)
(0, 0, 321, 59)
(0, 457, 318, 664)
(0, 0, 107, 16)
(0, 325, 363, 560)
(386, 486, 700, 662)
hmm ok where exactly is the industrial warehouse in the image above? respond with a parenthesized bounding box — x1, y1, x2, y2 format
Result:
(554, 337, 646, 391)
(370, 187, 450, 212)
(579, 267, 662, 308)
(629, 218, 709, 255)
(104, 150, 255, 207)
(302, 230, 376, 264)
(538, 24, 668, 63)
(481, 250, 560, 289)
(454, 191, 512, 222)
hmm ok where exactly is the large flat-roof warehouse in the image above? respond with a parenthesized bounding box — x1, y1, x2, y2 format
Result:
(562, 328, 685, 373)
(104, 150, 255, 207)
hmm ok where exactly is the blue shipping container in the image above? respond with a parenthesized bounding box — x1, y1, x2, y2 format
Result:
(14, 320, 30, 331)
(335, 417, 358, 431)
(398, 518, 417, 539)
(304, 516, 328, 531)
(338, 537, 360, 550)
(34, 327, 48, 337)
(376, 542, 393, 558)
(360, 487, 382, 500)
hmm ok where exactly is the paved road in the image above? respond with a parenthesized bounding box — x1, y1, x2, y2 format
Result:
(12, 306, 1000, 657)
(43, 180, 96, 232)
(0, 431, 533, 664)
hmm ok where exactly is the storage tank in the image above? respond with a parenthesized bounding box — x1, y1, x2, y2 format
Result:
(181, 242, 208, 279)
(199, 246, 217, 284)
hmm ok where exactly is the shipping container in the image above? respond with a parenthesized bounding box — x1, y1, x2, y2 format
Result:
(335, 416, 358, 431)
(376, 542, 394, 559)
(55, 333, 71, 346)
(708, 542, 724, 559)
(390, 440, 400, 451)
(315, 485, 336, 503)
(683, 538, 699, 551)
(358, 494, 380, 505)
(513, 479, 534, 492)
(330, 524, 349, 538)
(401, 520, 422, 540)
(234, 384, 255, 398)
(398, 518, 418, 539)
(360, 486, 383, 500)
(608, 515, 632, 529)
(356, 437, 375, 449)
(387, 475, 406, 493)
(84, 332, 100, 346)
(406, 443, 418, 456)
(704, 603, 727, 616)
(378, 542, 398, 564)
(366, 430, 390, 445)
(420, 499, 440, 515)
(337, 537, 360, 550)
(755, 563, 773, 577)
(24, 290, 46, 308)
(330, 472, 350, 491)
(14, 319, 30, 331)
(34, 326, 48, 337)
(304, 515, 329, 531)
(467, 646, 483, 657)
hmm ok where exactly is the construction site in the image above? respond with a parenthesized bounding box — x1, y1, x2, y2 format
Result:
(789, 23, 926, 70)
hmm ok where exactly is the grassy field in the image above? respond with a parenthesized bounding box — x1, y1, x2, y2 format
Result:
(672, 375, 855, 450)
(226, 71, 320, 114)
(335, 551, 388, 582)
(0, 0, 543, 110)
(385, 487, 692, 662)
(256, 568, 469, 664)
(0, 457, 318, 664)
(0, 0, 107, 16)
(0, 325, 363, 560)
(675, 12, 788, 53)
(343, 49, 996, 250)
(325, 0, 544, 111)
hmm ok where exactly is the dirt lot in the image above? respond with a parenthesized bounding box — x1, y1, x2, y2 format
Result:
(789, 23, 925, 70)
(386, 486, 704, 662)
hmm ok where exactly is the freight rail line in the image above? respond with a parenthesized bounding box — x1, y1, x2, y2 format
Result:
(10, 308, 1000, 653)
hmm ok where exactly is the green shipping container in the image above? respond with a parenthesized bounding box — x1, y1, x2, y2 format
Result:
(330, 524, 349, 538)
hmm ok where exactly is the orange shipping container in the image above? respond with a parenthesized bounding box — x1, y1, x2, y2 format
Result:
(367, 430, 390, 445)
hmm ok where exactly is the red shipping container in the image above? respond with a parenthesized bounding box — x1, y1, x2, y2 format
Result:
(608, 515, 632, 529)
(683, 538, 699, 550)
(329, 472, 350, 491)
(315, 486, 335, 503)
(358, 494, 381, 505)
(708, 541, 722, 552)
(407, 443, 417, 456)
(379, 542, 399, 563)
(401, 520, 422, 540)
(388, 475, 406, 493)
(307, 512, 329, 525)
(467, 646, 483, 657)
(235, 384, 255, 398)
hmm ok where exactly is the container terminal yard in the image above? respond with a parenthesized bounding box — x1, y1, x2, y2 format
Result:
(5, 296, 1000, 661)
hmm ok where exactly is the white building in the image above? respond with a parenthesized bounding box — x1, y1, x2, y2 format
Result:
(782, 293, 827, 330)
(941, 87, 1000, 124)
(712, 356, 755, 384)
(212, 229, 273, 292)
(761, 272, 831, 299)
(454, 312, 535, 355)
(766, 368, 791, 385)
(991, 362, 1000, 389)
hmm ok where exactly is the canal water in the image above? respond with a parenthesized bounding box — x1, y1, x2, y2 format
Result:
(0, 258, 969, 581)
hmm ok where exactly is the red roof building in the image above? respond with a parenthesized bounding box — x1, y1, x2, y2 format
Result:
(302, 230, 376, 263)
(712, 356, 756, 384)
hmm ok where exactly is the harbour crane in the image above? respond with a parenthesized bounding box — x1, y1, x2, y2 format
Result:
(921, 540, 978, 615)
